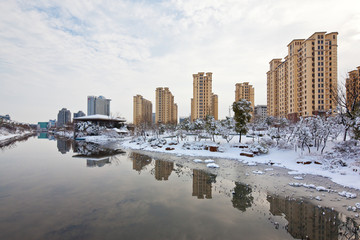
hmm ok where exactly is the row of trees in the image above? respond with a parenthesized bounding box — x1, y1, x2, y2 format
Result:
(134, 96, 360, 151)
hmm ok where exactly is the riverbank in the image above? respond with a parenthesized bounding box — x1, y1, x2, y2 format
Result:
(124, 148, 360, 223)
(0, 131, 36, 147)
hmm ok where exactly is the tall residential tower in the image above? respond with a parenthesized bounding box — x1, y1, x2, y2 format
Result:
(191, 72, 218, 121)
(346, 66, 360, 111)
(235, 82, 255, 111)
(155, 87, 178, 124)
(267, 32, 338, 121)
(133, 95, 152, 126)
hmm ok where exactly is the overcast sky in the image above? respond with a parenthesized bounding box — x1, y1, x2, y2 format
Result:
(1, 0, 360, 124)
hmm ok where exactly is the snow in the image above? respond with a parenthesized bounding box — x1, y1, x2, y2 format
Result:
(204, 159, 215, 163)
(293, 176, 304, 180)
(74, 114, 126, 121)
(0, 129, 33, 142)
(90, 132, 360, 191)
(338, 191, 357, 199)
(207, 163, 219, 168)
(315, 196, 322, 201)
(193, 159, 203, 163)
(252, 170, 264, 175)
(316, 186, 328, 192)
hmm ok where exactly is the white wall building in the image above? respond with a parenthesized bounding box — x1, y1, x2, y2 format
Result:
(87, 96, 111, 116)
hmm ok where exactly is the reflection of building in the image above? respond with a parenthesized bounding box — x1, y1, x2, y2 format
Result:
(346, 66, 360, 111)
(235, 82, 255, 112)
(191, 72, 218, 121)
(130, 152, 152, 172)
(155, 160, 173, 180)
(267, 195, 338, 240)
(57, 139, 71, 154)
(87, 96, 111, 116)
(192, 170, 213, 199)
(133, 95, 153, 126)
(155, 87, 178, 124)
(86, 158, 110, 167)
(267, 32, 338, 121)
(57, 108, 71, 127)
(37, 132, 48, 139)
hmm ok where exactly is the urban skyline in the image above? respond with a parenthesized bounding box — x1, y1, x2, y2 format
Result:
(1, 1, 360, 123)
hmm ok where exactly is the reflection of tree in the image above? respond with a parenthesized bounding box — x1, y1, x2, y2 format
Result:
(129, 152, 152, 173)
(231, 182, 253, 212)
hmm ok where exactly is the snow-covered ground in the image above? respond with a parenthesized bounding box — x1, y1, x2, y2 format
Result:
(0, 128, 34, 143)
(103, 134, 360, 191)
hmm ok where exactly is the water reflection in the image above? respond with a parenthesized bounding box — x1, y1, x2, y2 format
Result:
(231, 182, 254, 212)
(267, 194, 341, 240)
(2, 137, 359, 240)
(72, 141, 125, 167)
(192, 169, 216, 199)
(129, 152, 152, 173)
(57, 139, 72, 154)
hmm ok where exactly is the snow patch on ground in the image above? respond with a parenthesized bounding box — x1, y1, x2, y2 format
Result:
(207, 163, 219, 168)
(338, 191, 357, 199)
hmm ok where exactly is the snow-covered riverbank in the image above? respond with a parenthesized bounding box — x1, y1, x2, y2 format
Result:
(122, 136, 360, 189)
(0, 122, 35, 146)
(70, 133, 360, 220)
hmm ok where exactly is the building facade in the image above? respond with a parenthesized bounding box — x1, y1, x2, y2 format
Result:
(346, 66, 360, 111)
(267, 32, 338, 121)
(254, 105, 267, 122)
(133, 95, 152, 126)
(73, 111, 85, 119)
(191, 72, 218, 121)
(155, 87, 178, 124)
(87, 96, 111, 116)
(57, 108, 71, 128)
(235, 82, 255, 111)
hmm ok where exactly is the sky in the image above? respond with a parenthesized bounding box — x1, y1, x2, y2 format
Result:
(1, 0, 360, 124)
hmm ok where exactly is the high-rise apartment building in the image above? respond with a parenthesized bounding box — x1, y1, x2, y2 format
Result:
(57, 108, 71, 128)
(346, 66, 360, 111)
(235, 82, 255, 111)
(267, 32, 338, 121)
(254, 105, 267, 122)
(133, 95, 152, 126)
(191, 72, 218, 121)
(155, 87, 178, 124)
(87, 96, 111, 116)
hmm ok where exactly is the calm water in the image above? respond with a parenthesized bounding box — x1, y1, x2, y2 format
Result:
(0, 136, 358, 240)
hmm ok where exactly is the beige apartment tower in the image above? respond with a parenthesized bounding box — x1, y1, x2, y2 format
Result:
(155, 87, 178, 124)
(267, 32, 338, 121)
(133, 95, 152, 126)
(191, 72, 218, 121)
(346, 66, 360, 112)
(235, 82, 255, 111)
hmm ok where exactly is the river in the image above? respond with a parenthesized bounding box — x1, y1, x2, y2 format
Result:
(0, 136, 358, 240)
